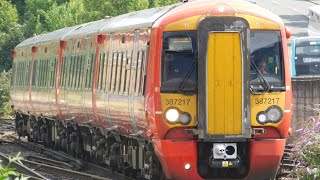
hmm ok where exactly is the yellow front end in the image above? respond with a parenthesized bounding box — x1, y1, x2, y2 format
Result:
(207, 32, 243, 135)
(160, 94, 197, 127)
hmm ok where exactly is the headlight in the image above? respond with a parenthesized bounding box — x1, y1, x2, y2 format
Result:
(256, 106, 283, 124)
(267, 106, 282, 122)
(165, 108, 180, 123)
(180, 112, 192, 125)
(257, 114, 267, 124)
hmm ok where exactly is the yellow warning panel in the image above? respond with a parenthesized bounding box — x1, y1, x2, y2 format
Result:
(207, 32, 242, 135)
(222, 161, 229, 167)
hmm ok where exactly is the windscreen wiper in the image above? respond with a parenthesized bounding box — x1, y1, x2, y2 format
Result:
(250, 60, 271, 94)
(177, 60, 197, 95)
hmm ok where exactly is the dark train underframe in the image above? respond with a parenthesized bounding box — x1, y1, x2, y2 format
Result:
(15, 112, 253, 180)
(15, 112, 165, 180)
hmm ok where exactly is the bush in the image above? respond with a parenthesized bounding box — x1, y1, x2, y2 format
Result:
(0, 152, 27, 180)
(0, 71, 14, 118)
(289, 117, 320, 180)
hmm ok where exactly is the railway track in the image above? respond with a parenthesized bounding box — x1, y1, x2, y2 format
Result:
(0, 152, 47, 180)
(0, 119, 15, 143)
(276, 145, 297, 179)
(16, 158, 110, 180)
(0, 119, 15, 131)
(15, 139, 84, 170)
(14, 139, 133, 180)
(26, 155, 76, 170)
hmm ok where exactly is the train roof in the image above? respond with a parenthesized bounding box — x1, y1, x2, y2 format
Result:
(15, 0, 282, 49)
(162, 0, 282, 24)
(16, 26, 79, 48)
(16, 4, 178, 48)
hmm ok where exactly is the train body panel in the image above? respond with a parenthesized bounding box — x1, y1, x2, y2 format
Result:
(31, 42, 59, 117)
(11, 0, 292, 179)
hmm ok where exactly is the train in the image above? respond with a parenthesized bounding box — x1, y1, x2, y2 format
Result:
(10, 0, 293, 179)
(288, 36, 320, 77)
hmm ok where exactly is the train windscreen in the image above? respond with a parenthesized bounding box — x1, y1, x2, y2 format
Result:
(295, 39, 320, 75)
(161, 31, 197, 93)
(250, 30, 285, 92)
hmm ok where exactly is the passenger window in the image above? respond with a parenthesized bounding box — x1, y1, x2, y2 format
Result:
(74, 55, 79, 89)
(140, 49, 148, 96)
(130, 51, 138, 95)
(90, 52, 95, 88)
(124, 50, 132, 95)
(135, 50, 143, 95)
(68, 55, 74, 89)
(41, 59, 45, 87)
(104, 51, 112, 93)
(74, 55, 78, 89)
(25, 61, 30, 87)
(79, 54, 85, 89)
(110, 52, 118, 93)
(45, 58, 49, 87)
(72, 56, 77, 88)
(51, 57, 57, 88)
(85, 57, 91, 89)
(119, 51, 127, 95)
(98, 52, 105, 90)
(32, 60, 37, 86)
(116, 52, 123, 94)
(101, 51, 109, 92)
(61, 57, 66, 87)
(66, 56, 70, 88)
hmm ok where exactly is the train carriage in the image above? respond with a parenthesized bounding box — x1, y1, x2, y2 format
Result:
(11, 0, 292, 179)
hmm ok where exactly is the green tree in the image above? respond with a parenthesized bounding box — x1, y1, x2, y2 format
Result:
(148, 0, 180, 7)
(0, 0, 23, 71)
(11, 0, 26, 23)
(82, 0, 148, 18)
(22, 0, 57, 37)
(45, 0, 88, 30)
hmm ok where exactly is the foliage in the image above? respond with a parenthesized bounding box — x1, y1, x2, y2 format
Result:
(16, 0, 180, 39)
(0, 71, 13, 118)
(0, 0, 23, 72)
(22, 0, 57, 37)
(149, 0, 180, 7)
(0, 152, 28, 180)
(288, 117, 320, 180)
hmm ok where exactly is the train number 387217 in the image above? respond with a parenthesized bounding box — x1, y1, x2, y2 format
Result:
(164, 99, 190, 106)
(254, 98, 280, 104)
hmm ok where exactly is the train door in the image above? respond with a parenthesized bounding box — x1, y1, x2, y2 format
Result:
(197, 17, 251, 140)
(82, 36, 95, 122)
(47, 43, 58, 117)
(128, 30, 140, 135)
(26, 47, 34, 114)
(59, 41, 73, 119)
(130, 29, 149, 135)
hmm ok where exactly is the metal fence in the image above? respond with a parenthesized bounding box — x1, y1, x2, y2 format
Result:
(291, 76, 320, 132)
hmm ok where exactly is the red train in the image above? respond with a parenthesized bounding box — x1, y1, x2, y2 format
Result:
(11, 0, 293, 179)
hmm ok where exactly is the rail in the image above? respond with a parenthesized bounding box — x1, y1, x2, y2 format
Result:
(0, 152, 47, 180)
(14, 139, 133, 180)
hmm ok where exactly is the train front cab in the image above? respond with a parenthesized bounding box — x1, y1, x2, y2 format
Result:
(152, 10, 292, 180)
